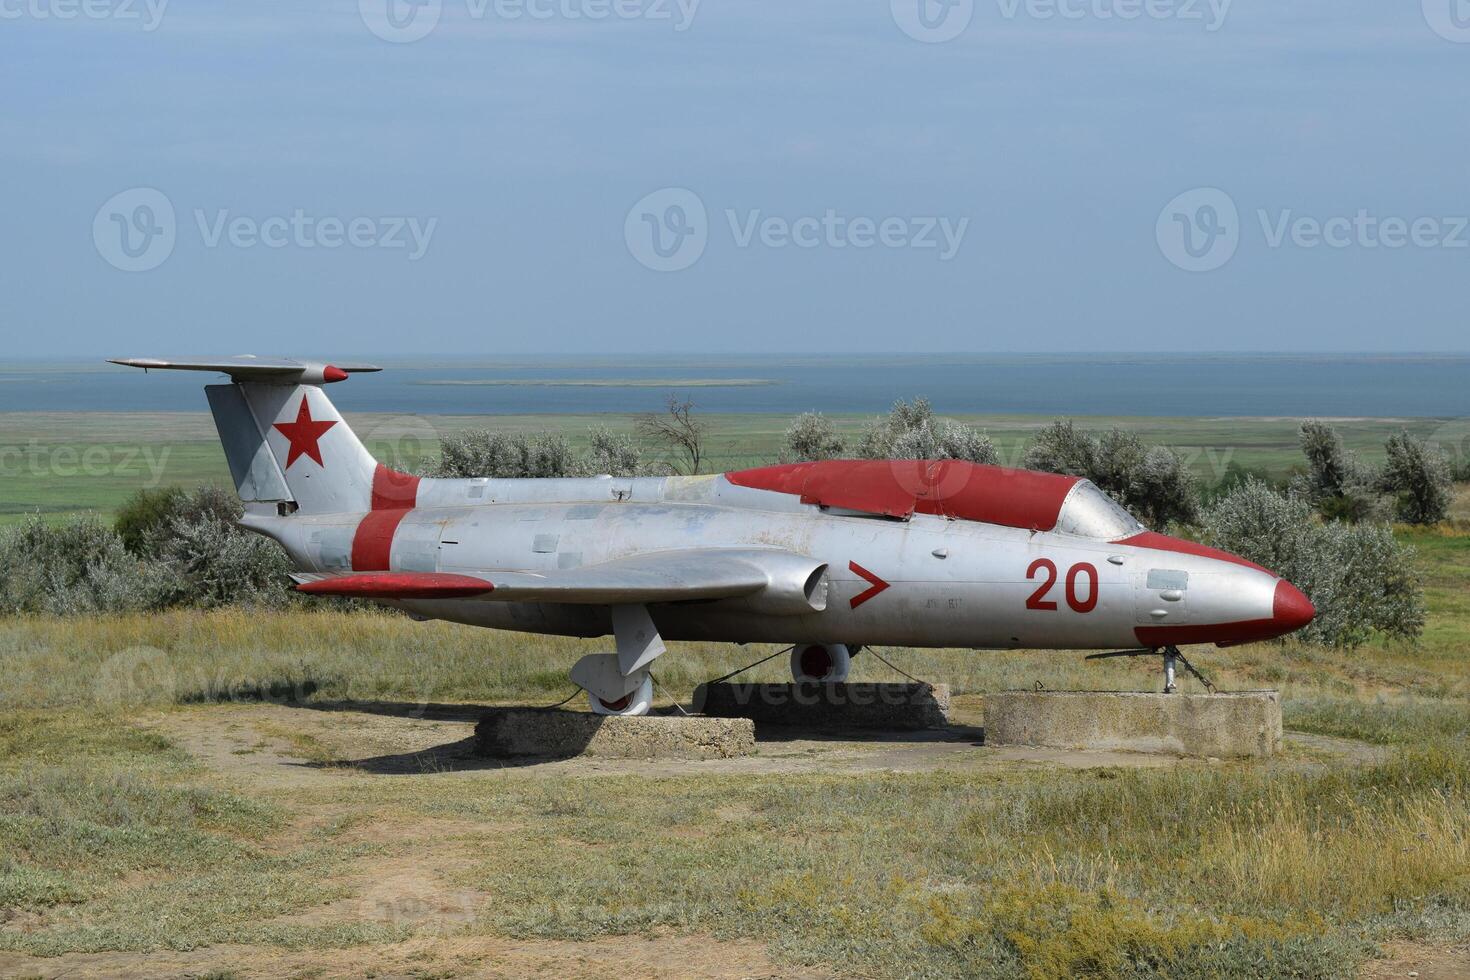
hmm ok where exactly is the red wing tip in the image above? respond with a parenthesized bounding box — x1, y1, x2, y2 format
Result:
(1273, 579, 1315, 633)
(298, 573, 494, 600)
(322, 365, 350, 383)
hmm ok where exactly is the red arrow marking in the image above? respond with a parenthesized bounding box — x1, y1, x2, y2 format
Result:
(849, 561, 890, 609)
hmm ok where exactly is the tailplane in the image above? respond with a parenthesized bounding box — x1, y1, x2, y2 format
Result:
(110, 357, 393, 516)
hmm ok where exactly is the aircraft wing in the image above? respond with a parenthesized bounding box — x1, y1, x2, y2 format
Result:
(293, 548, 828, 610)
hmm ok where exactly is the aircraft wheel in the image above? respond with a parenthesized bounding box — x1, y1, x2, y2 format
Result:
(588, 674, 653, 716)
(791, 643, 852, 683)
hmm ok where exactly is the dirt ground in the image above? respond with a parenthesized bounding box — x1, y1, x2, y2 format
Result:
(0, 700, 1449, 980)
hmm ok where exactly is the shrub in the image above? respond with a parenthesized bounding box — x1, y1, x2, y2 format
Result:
(856, 398, 998, 465)
(1203, 461, 1279, 504)
(1294, 420, 1382, 523)
(433, 430, 579, 479)
(785, 412, 845, 462)
(1378, 430, 1452, 526)
(115, 485, 244, 557)
(1200, 479, 1424, 647)
(585, 427, 642, 477)
(149, 514, 294, 609)
(0, 516, 171, 615)
(114, 486, 187, 555)
(1024, 421, 1199, 528)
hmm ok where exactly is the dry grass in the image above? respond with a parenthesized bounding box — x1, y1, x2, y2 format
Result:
(1, 517, 1468, 976)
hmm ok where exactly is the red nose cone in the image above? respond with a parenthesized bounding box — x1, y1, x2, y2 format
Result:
(322, 365, 349, 384)
(1273, 580, 1315, 635)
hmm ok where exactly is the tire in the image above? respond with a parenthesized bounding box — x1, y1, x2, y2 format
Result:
(790, 643, 852, 683)
(588, 673, 654, 716)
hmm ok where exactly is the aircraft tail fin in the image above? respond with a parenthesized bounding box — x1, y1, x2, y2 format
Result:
(110, 357, 410, 516)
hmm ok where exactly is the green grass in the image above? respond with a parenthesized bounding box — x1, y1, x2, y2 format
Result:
(3, 412, 1470, 973)
(4, 410, 1467, 525)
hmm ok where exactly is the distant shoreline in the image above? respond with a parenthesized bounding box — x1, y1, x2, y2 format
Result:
(415, 379, 780, 389)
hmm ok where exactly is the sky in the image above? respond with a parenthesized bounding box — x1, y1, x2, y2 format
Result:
(2, 0, 1468, 356)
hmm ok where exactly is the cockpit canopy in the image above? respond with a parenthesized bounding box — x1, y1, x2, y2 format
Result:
(1054, 480, 1146, 540)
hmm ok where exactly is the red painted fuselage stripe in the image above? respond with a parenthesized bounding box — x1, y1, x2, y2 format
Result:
(372, 465, 421, 510)
(351, 465, 422, 572)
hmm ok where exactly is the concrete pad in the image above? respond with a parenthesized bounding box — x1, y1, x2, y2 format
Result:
(475, 709, 755, 760)
(983, 690, 1282, 758)
(695, 682, 951, 731)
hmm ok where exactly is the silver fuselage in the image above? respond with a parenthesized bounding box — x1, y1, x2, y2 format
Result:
(247, 473, 1284, 651)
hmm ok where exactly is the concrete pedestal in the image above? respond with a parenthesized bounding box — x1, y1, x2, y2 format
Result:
(983, 691, 1281, 758)
(694, 682, 952, 731)
(475, 709, 755, 760)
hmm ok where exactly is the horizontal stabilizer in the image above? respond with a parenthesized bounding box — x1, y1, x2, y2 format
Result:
(109, 356, 381, 386)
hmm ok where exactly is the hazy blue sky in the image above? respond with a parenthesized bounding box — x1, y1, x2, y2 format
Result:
(2, 0, 1467, 356)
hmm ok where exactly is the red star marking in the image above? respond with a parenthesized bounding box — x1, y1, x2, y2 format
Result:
(273, 395, 337, 469)
(849, 561, 890, 609)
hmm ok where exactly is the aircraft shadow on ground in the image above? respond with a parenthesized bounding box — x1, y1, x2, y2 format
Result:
(270, 698, 985, 773)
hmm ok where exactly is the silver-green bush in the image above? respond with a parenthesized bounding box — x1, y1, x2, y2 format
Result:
(1024, 420, 1199, 528)
(784, 412, 845, 462)
(855, 398, 998, 465)
(1379, 430, 1453, 526)
(1200, 479, 1424, 647)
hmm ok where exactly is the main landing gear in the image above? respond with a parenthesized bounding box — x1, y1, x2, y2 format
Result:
(790, 643, 854, 683)
(1085, 645, 1218, 694)
(569, 604, 667, 717)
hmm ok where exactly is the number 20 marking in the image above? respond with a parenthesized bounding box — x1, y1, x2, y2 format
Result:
(1026, 559, 1099, 613)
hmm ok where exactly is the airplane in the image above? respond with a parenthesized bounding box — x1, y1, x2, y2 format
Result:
(111, 356, 1316, 715)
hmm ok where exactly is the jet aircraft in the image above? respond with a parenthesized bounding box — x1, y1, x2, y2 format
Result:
(111, 357, 1315, 714)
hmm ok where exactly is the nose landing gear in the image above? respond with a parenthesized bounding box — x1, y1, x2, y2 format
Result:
(1085, 645, 1218, 694)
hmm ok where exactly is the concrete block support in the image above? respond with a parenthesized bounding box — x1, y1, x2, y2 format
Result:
(983, 691, 1282, 758)
(695, 682, 952, 730)
(475, 709, 755, 760)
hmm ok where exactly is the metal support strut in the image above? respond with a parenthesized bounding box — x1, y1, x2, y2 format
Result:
(1084, 645, 1218, 695)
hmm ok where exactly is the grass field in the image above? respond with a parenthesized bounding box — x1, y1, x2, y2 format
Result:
(0, 511, 1468, 976)
(2, 416, 1469, 977)
(4, 410, 1469, 524)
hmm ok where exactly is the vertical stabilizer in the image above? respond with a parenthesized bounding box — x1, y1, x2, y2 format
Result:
(208, 383, 379, 515)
